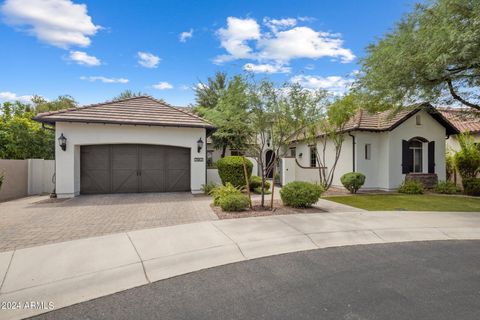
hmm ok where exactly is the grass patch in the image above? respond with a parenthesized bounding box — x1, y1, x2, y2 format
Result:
(324, 194, 480, 212)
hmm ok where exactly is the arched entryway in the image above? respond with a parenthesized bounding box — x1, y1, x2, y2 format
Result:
(265, 150, 275, 179)
(402, 137, 435, 174)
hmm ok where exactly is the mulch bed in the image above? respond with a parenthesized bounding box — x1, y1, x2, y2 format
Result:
(212, 199, 325, 220)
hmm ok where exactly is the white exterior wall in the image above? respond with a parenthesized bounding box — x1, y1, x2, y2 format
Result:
(355, 131, 389, 190)
(55, 122, 207, 198)
(387, 110, 446, 189)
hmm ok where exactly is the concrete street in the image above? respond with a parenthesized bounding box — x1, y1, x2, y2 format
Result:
(0, 210, 479, 319)
(32, 241, 480, 320)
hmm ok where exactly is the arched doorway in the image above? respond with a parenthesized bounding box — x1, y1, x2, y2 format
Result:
(265, 150, 275, 179)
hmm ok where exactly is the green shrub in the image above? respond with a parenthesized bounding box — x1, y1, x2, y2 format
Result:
(398, 180, 424, 194)
(434, 181, 457, 194)
(219, 193, 250, 212)
(201, 182, 218, 194)
(217, 156, 253, 188)
(280, 181, 324, 208)
(340, 172, 366, 194)
(253, 187, 271, 195)
(454, 134, 480, 186)
(0, 171, 4, 190)
(463, 178, 480, 196)
(210, 183, 242, 206)
(249, 175, 270, 190)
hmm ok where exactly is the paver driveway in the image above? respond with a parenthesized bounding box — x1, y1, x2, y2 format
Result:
(0, 193, 217, 252)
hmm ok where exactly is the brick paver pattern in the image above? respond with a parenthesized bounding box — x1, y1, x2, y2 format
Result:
(0, 193, 217, 252)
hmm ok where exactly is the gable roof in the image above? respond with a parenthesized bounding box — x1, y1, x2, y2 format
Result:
(342, 103, 458, 135)
(438, 108, 480, 134)
(33, 96, 215, 132)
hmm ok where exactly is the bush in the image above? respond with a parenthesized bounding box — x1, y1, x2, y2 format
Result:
(454, 134, 480, 185)
(340, 172, 366, 194)
(398, 180, 424, 194)
(219, 193, 250, 212)
(201, 182, 217, 194)
(0, 171, 4, 190)
(463, 178, 480, 196)
(217, 156, 253, 188)
(210, 183, 242, 206)
(253, 187, 271, 195)
(434, 181, 457, 194)
(249, 175, 270, 190)
(280, 181, 324, 208)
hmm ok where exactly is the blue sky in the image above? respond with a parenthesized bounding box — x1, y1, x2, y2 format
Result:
(0, 0, 418, 106)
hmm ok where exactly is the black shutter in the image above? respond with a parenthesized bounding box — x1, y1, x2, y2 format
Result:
(402, 140, 412, 174)
(428, 141, 435, 173)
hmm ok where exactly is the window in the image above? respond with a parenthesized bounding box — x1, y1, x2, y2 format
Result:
(310, 147, 317, 167)
(290, 147, 296, 157)
(207, 150, 214, 167)
(365, 144, 371, 160)
(230, 150, 244, 156)
(416, 115, 422, 125)
(409, 139, 423, 172)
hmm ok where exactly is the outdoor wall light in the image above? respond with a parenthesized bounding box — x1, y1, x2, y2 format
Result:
(197, 137, 204, 153)
(58, 133, 67, 151)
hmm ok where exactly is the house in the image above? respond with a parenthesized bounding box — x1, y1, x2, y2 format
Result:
(282, 104, 459, 191)
(33, 96, 215, 198)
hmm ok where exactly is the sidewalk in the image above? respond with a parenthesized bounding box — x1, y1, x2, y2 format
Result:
(1, 210, 479, 320)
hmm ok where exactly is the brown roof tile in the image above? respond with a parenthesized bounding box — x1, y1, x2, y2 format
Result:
(438, 108, 480, 134)
(33, 96, 215, 130)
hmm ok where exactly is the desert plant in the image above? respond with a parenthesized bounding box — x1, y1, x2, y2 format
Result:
(434, 181, 457, 194)
(454, 134, 480, 187)
(218, 193, 250, 212)
(249, 175, 270, 190)
(0, 171, 4, 190)
(216, 156, 253, 188)
(201, 182, 218, 194)
(398, 180, 424, 194)
(463, 178, 480, 196)
(210, 183, 242, 206)
(340, 172, 366, 194)
(280, 181, 324, 208)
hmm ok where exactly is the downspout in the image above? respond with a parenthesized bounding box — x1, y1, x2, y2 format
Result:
(348, 132, 356, 172)
(42, 123, 57, 197)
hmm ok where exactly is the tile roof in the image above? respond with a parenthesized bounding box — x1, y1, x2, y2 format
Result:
(438, 108, 480, 134)
(33, 96, 215, 130)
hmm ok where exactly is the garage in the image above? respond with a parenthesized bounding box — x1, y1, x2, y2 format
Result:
(80, 144, 190, 194)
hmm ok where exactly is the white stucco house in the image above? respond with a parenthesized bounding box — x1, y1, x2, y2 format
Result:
(282, 104, 459, 191)
(34, 96, 215, 198)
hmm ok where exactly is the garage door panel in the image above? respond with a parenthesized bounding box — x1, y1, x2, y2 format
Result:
(81, 144, 190, 194)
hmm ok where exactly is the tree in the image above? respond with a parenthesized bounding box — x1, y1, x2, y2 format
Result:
(32, 95, 77, 113)
(195, 74, 250, 157)
(194, 72, 227, 112)
(356, 0, 480, 111)
(298, 93, 358, 190)
(112, 90, 149, 101)
(0, 101, 54, 159)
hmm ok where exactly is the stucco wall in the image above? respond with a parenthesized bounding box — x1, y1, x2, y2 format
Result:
(355, 131, 390, 189)
(0, 159, 28, 201)
(55, 122, 207, 197)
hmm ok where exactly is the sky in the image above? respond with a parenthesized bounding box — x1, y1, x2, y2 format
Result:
(0, 0, 419, 107)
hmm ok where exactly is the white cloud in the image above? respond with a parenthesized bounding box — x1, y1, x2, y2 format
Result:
(80, 76, 129, 84)
(137, 51, 160, 68)
(243, 63, 291, 74)
(263, 17, 297, 32)
(1, 0, 100, 48)
(179, 29, 193, 42)
(214, 17, 261, 64)
(68, 50, 100, 66)
(214, 17, 355, 65)
(0, 91, 33, 102)
(290, 75, 354, 94)
(152, 82, 173, 90)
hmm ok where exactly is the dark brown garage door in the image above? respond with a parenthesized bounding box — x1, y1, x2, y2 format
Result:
(80, 144, 190, 194)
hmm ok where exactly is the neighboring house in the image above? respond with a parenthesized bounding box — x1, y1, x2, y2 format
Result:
(34, 96, 215, 198)
(283, 104, 459, 191)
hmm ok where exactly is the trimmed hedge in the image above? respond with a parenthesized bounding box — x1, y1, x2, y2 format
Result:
(340, 172, 366, 194)
(217, 156, 253, 188)
(463, 178, 480, 196)
(398, 180, 424, 194)
(280, 181, 324, 208)
(249, 175, 271, 190)
(434, 181, 457, 194)
(210, 183, 242, 206)
(219, 193, 250, 212)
